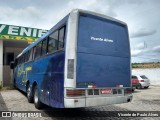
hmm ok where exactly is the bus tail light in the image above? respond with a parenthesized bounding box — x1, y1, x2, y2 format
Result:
(66, 89, 85, 97)
(67, 59, 74, 79)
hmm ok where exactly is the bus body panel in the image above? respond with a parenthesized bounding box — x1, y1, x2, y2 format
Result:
(15, 52, 65, 108)
(14, 14, 69, 108)
(13, 9, 132, 109)
(76, 14, 131, 88)
(76, 53, 130, 88)
(35, 52, 65, 108)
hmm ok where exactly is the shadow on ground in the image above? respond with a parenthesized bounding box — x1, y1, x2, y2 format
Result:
(0, 91, 12, 120)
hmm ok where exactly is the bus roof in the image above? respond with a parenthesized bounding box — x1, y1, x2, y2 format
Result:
(17, 9, 127, 58)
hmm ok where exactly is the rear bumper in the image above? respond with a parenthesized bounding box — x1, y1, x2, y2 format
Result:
(132, 83, 141, 88)
(140, 82, 150, 87)
(64, 94, 133, 108)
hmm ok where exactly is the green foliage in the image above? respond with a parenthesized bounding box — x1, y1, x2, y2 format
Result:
(132, 62, 160, 68)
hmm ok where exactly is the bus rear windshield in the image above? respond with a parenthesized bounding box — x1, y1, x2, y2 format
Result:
(77, 14, 130, 57)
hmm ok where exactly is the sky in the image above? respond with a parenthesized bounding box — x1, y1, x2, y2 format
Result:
(0, 0, 160, 63)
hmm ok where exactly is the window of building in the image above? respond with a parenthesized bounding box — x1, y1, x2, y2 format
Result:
(48, 30, 58, 53)
(6, 52, 14, 65)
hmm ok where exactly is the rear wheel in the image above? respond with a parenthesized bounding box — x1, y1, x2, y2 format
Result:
(136, 84, 142, 89)
(27, 84, 33, 103)
(144, 86, 149, 89)
(33, 85, 43, 109)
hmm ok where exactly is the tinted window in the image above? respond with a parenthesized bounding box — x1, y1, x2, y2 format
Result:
(58, 27, 65, 49)
(48, 31, 58, 53)
(41, 39, 47, 56)
(15, 59, 18, 67)
(132, 76, 137, 79)
(17, 58, 20, 65)
(35, 42, 42, 58)
(29, 49, 33, 61)
(25, 51, 29, 62)
(32, 47, 36, 60)
(21, 55, 24, 63)
(23, 53, 26, 63)
(140, 75, 148, 79)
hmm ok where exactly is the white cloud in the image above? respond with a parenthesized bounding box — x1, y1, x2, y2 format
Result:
(136, 42, 145, 50)
(153, 45, 160, 52)
(131, 49, 143, 56)
(130, 28, 157, 38)
(0, 6, 46, 28)
(0, 0, 159, 63)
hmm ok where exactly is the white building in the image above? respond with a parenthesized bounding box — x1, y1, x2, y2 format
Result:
(0, 24, 47, 87)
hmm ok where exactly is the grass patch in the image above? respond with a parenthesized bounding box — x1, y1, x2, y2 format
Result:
(132, 62, 160, 68)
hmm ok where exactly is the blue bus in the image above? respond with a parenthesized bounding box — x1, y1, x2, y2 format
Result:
(12, 9, 132, 109)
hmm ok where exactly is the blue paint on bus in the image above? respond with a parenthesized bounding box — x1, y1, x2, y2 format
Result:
(76, 14, 130, 88)
(13, 10, 132, 109)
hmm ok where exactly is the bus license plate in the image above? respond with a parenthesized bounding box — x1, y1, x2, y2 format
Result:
(101, 89, 112, 94)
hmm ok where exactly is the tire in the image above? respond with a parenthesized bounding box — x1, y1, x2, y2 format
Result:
(27, 84, 33, 103)
(33, 85, 43, 109)
(144, 86, 149, 89)
(136, 84, 142, 89)
(137, 86, 142, 89)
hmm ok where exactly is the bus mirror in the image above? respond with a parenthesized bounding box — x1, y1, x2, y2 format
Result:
(10, 62, 15, 69)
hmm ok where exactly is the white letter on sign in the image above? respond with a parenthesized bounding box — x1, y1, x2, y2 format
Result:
(38, 30, 47, 37)
(20, 27, 32, 36)
(0, 25, 6, 33)
(8, 26, 19, 35)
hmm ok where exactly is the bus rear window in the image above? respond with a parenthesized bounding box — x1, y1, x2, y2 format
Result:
(77, 15, 130, 57)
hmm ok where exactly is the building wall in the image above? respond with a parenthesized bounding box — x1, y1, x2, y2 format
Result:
(0, 40, 3, 88)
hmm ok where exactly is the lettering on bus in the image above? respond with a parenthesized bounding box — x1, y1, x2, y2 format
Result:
(91, 36, 113, 43)
(18, 65, 32, 83)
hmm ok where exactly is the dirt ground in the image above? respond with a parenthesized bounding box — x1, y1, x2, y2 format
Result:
(0, 85, 160, 120)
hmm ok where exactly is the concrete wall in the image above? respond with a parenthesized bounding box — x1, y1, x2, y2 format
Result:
(0, 40, 3, 88)
(3, 66, 12, 87)
(132, 68, 160, 85)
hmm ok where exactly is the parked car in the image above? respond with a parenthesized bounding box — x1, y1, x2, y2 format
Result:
(132, 75, 150, 89)
(131, 75, 141, 91)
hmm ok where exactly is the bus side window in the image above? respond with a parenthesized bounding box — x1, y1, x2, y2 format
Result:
(18, 57, 21, 64)
(58, 26, 65, 49)
(32, 47, 36, 60)
(17, 58, 20, 65)
(35, 42, 42, 59)
(21, 55, 24, 64)
(15, 59, 18, 67)
(26, 51, 30, 62)
(24, 52, 28, 63)
(29, 49, 33, 61)
(48, 30, 58, 53)
(23, 54, 26, 63)
(41, 39, 47, 56)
